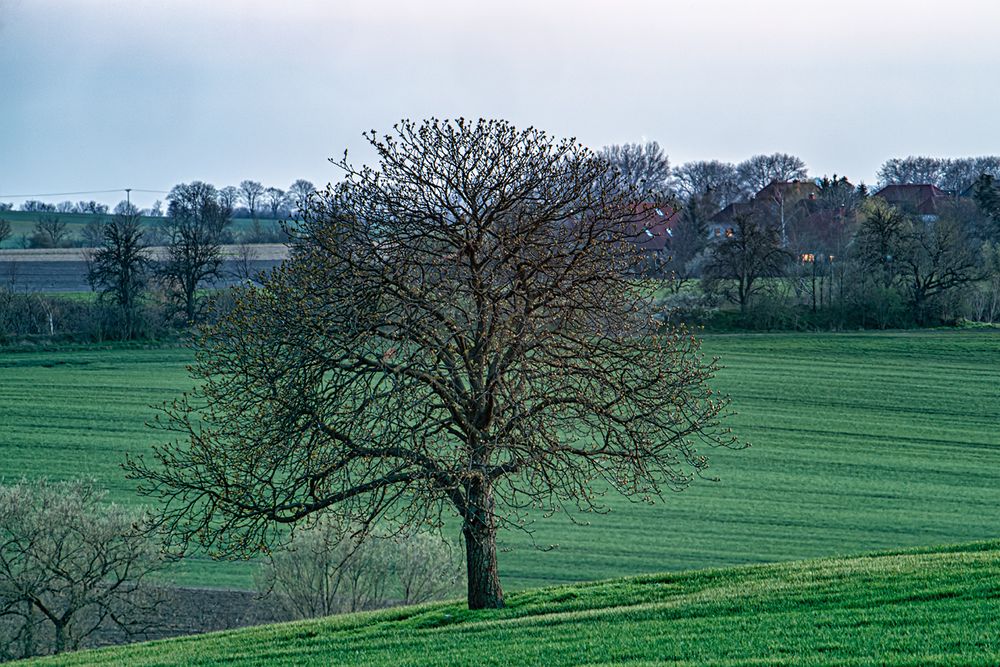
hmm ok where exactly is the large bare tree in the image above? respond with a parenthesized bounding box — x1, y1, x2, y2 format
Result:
(127, 119, 737, 610)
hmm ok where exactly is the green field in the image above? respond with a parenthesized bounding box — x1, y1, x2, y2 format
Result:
(0, 210, 282, 248)
(0, 332, 998, 590)
(32, 540, 1000, 666)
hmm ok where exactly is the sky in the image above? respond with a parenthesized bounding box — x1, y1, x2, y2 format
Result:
(2, 0, 1000, 209)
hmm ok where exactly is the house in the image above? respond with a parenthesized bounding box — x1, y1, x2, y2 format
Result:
(626, 203, 679, 254)
(873, 184, 949, 221)
(707, 202, 754, 239)
(707, 180, 821, 240)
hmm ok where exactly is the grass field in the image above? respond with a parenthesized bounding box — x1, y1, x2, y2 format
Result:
(0, 210, 282, 248)
(0, 331, 998, 590)
(32, 540, 1000, 666)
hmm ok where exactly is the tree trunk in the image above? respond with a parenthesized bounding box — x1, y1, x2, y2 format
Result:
(462, 482, 504, 610)
(53, 621, 66, 654)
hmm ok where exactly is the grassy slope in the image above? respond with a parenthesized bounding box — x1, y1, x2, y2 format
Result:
(0, 332, 998, 589)
(35, 541, 1000, 666)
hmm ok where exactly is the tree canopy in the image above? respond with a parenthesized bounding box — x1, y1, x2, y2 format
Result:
(127, 118, 738, 609)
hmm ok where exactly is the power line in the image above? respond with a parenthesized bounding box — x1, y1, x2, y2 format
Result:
(0, 188, 169, 198)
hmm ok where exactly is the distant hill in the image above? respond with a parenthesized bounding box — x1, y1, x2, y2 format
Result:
(35, 541, 1000, 666)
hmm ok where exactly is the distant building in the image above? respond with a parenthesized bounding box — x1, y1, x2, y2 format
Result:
(625, 203, 679, 275)
(707, 180, 820, 240)
(707, 202, 753, 239)
(873, 184, 950, 221)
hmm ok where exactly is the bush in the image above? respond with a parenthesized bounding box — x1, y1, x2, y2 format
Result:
(0, 480, 164, 659)
(257, 516, 464, 619)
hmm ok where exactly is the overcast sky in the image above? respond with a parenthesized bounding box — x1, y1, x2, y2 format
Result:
(2, 0, 999, 208)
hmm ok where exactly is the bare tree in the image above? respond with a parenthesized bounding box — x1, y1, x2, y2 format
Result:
(659, 195, 713, 293)
(598, 141, 671, 192)
(976, 241, 1000, 322)
(257, 517, 461, 619)
(896, 211, 981, 324)
(159, 181, 231, 324)
(935, 157, 1000, 194)
(704, 212, 791, 312)
(262, 187, 286, 220)
(974, 174, 1000, 238)
(217, 186, 239, 211)
(877, 156, 947, 188)
(126, 118, 738, 611)
(0, 219, 10, 247)
(229, 243, 260, 283)
(853, 198, 908, 289)
(55, 201, 75, 213)
(239, 180, 265, 219)
(86, 201, 150, 339)
(392, 530, 464, 605)
(81, 218, 105, 249)
(287, 179, 315, 214)
(32, 216, 68, 248)
(73, 201, 108, 215)
(671, 160, 743, 208)
(21, 201, 55, 213)
(737, 153, 808, 194)
(0, 480, 163, 659)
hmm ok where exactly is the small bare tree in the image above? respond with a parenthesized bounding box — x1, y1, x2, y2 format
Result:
(737, 153, 808, 193)
(599, 141, 670, 192)
(256, 517, 388, 619)
(159, 182, 231, 324)
(287, 179, 315, 212)
(704, 212, 791, 312)
(229, 243, 260, 283)
(86, 202, 150, 339)
(32, 216, 68, 248)
(0, 219, 10, 247)
(263, 187, 287, 219)
(671, 160, 743, 208)
(257, 517, 462, 619)
(239, 180, 265, 219)
(217, 186, 239, 211)
(0, 480, 163, 659)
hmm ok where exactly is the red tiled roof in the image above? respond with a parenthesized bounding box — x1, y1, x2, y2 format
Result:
(874, 184, 949, 215)
(627, 203, 679, 252)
